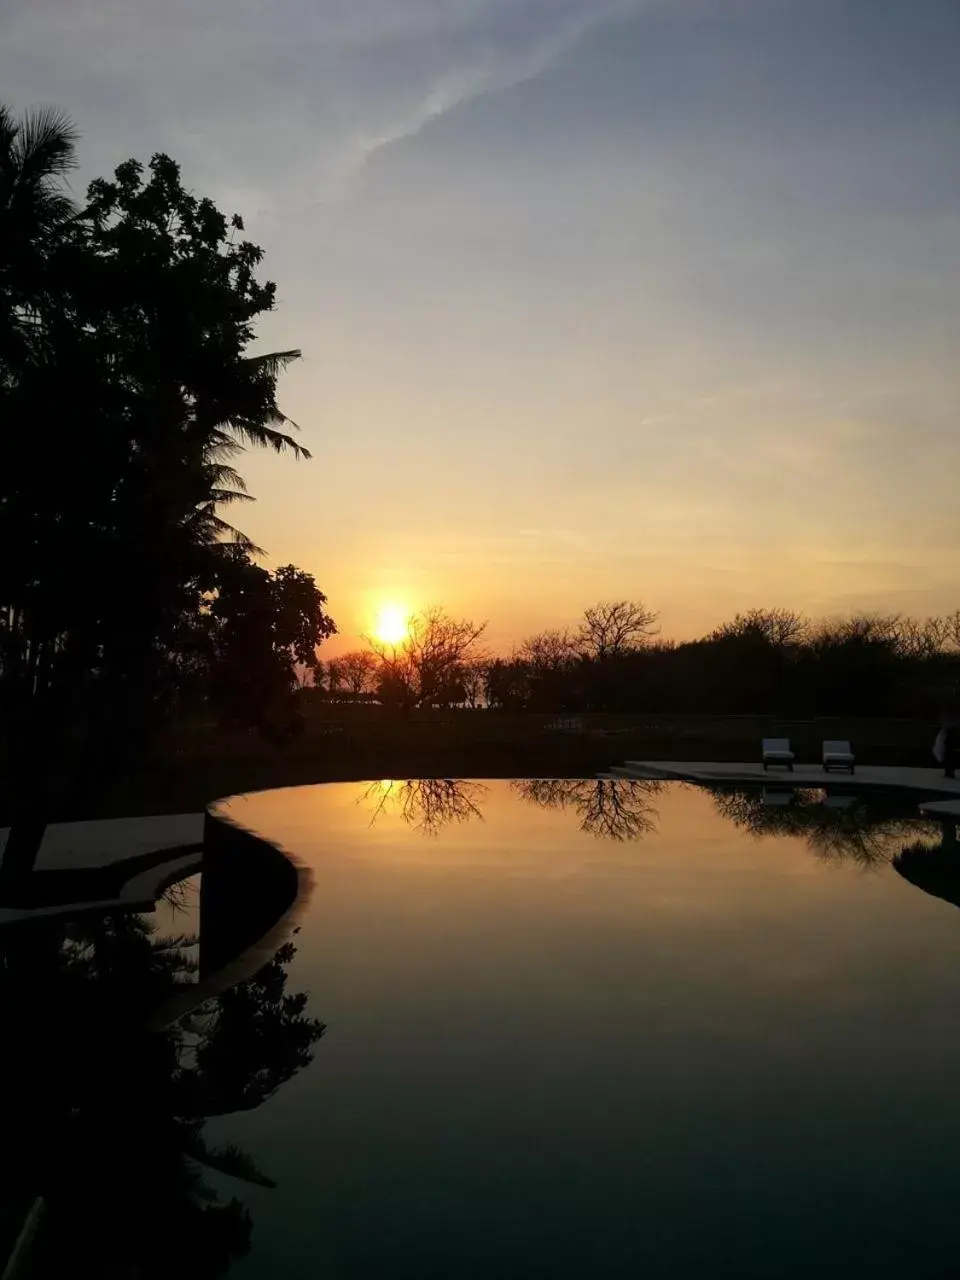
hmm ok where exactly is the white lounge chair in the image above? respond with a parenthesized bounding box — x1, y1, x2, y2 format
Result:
(762, 738, 794, 771)
(822, 740, 855, 773)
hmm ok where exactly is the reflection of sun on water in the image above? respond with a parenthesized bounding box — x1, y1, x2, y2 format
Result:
(373, 605, 409, 646)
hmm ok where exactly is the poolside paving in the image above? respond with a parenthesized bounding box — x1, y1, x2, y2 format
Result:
(918, 797, 960, 818)
(610, 760, 960, 798)
(0, 813, 204, 926)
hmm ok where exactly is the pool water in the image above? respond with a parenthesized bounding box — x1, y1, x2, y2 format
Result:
(207, 779, 960, 1278)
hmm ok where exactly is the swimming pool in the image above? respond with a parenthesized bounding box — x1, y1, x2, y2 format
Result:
(197, 777, 960, 1278)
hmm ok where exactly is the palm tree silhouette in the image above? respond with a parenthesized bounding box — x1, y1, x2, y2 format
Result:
(0, 116, 314, 892)
(0, 103, 78, 300)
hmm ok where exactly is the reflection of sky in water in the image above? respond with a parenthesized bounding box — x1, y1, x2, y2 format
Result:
(211, 781, 960, 1278)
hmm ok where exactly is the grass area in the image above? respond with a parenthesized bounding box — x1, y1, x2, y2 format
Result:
(37, 708, 941, 821)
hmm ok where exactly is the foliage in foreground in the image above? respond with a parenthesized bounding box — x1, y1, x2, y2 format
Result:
(1, 910, 324, 1277)
(0, 105, 334, 883)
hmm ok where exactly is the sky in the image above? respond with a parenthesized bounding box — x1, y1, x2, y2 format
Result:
(4, 0, 960, 654)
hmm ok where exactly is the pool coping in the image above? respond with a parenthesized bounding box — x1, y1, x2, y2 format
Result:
(141, 801, 314, 1032)
(609, 760, 960, 804)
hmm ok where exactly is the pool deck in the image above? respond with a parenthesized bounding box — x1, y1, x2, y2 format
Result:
(0, 813, 204, 927)
(610, 760, 960, 806)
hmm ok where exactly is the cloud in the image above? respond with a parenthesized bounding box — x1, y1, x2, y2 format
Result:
(338, 0, 636, 188)
(1, 0, 637, 207)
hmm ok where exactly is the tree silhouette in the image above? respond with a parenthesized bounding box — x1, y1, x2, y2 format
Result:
(366, 607, 487, 711)
(0, 116, 314, 890)
(576, 600, 659, 660)
(206, 549, 335, 737)
(484, 656, 531, 711)
(0, 104, 79, 365)
(458, 658, 489, 709)
(709, 608, 809, 648)
(509, 630, 580, 711)
(520, 629, 577, 668)
(333, 650, 379, 697)
(480, 602, 960, 719)
(513, 777, 662, 841)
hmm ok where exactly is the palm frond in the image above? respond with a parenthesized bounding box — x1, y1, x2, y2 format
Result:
(186, 1139, 277, 1189)
(204, 461, 249, 493)
(204, 434, 245, 462)
(0, 104, 18, 159)
(196, 509, 264, 554)
(222, 413, 311, 459)
(244, 349, 301, 380)
(208, 487, 254, 506)
(13, 105, 79, 180)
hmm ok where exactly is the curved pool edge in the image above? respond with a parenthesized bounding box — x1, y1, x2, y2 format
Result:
(142, 796, 314, 1032)
(145, 767, 960, 1032)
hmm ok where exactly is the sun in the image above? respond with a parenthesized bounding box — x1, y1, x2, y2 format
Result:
(373, 604, 409, 647)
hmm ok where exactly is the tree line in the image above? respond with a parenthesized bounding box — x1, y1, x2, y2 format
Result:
(321, 602, 960, 718)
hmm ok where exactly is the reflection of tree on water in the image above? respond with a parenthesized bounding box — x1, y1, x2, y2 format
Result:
(1, 909, 324, 1277)
(359, 778, 488, 836)
(710, 786, 929, 866)
(512, 778, 663, 842)
(180, 938, 322, 1118)
(358, 778, 663, 842)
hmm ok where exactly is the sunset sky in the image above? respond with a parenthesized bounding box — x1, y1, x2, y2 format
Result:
(5, 0, 960, 654)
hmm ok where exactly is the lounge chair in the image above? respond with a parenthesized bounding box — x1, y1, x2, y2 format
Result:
(762, 738, 794, 771)
(822, 740, 855, 774)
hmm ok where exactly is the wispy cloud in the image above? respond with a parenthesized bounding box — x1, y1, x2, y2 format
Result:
(339, 1, 636, 187)
(1, 0, 637, 206)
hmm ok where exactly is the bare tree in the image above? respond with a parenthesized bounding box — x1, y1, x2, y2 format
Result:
(458, 659, 488, 709)
(812, 613, 901, 648)
(890, 615, 952, 659)
(366, 606, 487, 709)
(923, 616, 954, 654)
(323, 658, 344, 695)
(337, 649, 378, 696)
(518, 629, 576, 671)
(944, 611, 960, 652)
(576, 600, 659, 660)
(711, 608, 808, 647)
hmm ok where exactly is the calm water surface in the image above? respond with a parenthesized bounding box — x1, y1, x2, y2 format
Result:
(209, 779, 960, 1278)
